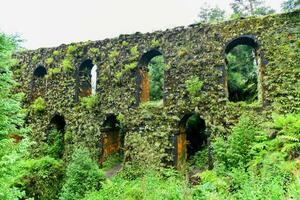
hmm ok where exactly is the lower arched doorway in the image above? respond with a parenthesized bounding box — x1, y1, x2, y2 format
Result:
(175, 113, 207, 169)
(100, 115, 124, 165)
(45, 114, 66, 158)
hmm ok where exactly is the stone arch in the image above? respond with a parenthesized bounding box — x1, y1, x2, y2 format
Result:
(46, 114, 66, 158)
(31, 64, 47, 101)
(174, 113, 207, 168)
(136, 49, 164, 104)
(77, 59, 98, 97)
(49, 114, 66, 132)
(223, 35, 265, 103)
(100, 114, 124, 164)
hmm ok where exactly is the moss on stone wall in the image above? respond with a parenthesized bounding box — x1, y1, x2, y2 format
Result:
(12, 10, 300, 167)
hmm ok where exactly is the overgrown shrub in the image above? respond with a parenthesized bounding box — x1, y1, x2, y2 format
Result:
(18, 156, 65, 200)
(59, 147, 105, 200)
(80, 95, 99, 109)
(84, 169, 191, 200)
(30, 97, 45, 114)
(42, 128, 64, 158)
(271, 113, 300, 156)
(185, 76, 203, 96)
(213, 114, 260, 170)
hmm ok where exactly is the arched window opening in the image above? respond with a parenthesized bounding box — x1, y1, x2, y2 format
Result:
(79, 59, 97, 97)
(33, 65, 47, 78)
(31, 65, 47, 101)
(100, 115, 124, 165)
(91, 64, 98, 95)
(224, 36, 260, 103)
(46, 114, 66, 158)
(137, 49, 164, 103)
(175, 114, 207, 168)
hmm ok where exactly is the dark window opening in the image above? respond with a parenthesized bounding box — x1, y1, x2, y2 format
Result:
(225, 36, 259, 103)
(33, 65, 47, 78)
(79, 59, 97, 97)
(176, 114, 207, 168)
(137, 49, 164, 103)
(46, 114, 66, 158)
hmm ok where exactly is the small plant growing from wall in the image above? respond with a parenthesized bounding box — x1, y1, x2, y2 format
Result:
(150, 39, 160, 48)
(61, 58, 73, 72)
(80, 95, 99, 109)
(43, 128, 64, 158)
(45, 57, 54, 65)
(53, 50, 60, 56)
(185, 76, 203, 96)
(88, 48, 100, 56)
(30, 97, 45, 114)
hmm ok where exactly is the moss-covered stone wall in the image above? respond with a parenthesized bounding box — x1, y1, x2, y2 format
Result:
(13, 11, 300, 167)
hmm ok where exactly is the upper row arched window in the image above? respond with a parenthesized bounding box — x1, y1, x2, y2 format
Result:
(33, 65, 47, 78)
(224, 35, 263, 103)
(136, 49, 165, 104)
(78, 59, 98, 97)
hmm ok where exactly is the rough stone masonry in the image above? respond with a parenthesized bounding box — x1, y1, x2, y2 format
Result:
(13, 10, 300, 167)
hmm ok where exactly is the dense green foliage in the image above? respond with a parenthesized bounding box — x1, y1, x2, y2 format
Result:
(42, 128, 64, 158)
(230, 0, 275, 17)
(197, 0, 276, 23)
(0, 33, 24, 139)
(194, 113, 300, 199)
(213, 114, 260, 170)
(149, 56, 164, 101)
(59, 147, 105, 200)
(19, 156, 65, 200)
(227, 45, 258, 102)
(0, 33, 29, 199)
(198, 4, 225, 23)
(84, 169, 190, 200)
(282, 0, 300, 11)
(75, 113, 300, 200)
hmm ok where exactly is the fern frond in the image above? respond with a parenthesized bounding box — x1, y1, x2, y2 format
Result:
(278, 135, 300, 142)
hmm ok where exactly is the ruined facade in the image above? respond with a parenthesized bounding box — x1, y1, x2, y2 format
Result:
(13, 11, 300, 167)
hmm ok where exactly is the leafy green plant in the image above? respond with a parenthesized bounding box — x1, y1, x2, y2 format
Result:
(80, 95, 99, 109)
(270, 113, 300, 156)
(45, 57, 54, 65)
(66, 45, 78, 55)
(84, 169, 190, 200)
(130, 46, 138, 57)
(213, 114, 260, 170)
(0, 32, 30, 199)
(61, 57, 73, 72)
(150, 39, 160, 48)
(59, 147, 105, 200)
(42, 128, 64, 158)
(124, 62, 137, 72)
(121, 41, 129, 47)
(88, 48, 99, 55)
(109, 50, 119, 60)
(30, 97, 46, 114)
(185, 76, 203, 96)
(19, 156, 65, 200)
(46, 67, 62, 78)
(53, 50, 60, 56)
(189, 147, 208, 169)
